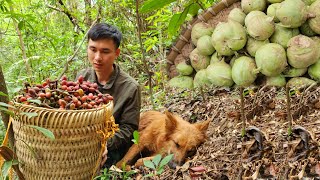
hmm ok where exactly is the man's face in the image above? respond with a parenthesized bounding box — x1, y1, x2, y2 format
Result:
(87, 38, 120, 73)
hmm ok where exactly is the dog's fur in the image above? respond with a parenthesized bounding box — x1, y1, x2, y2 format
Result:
(116, 110, 210, 168)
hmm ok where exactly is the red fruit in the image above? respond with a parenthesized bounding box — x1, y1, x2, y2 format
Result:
(78, 75, 84, 84)
(58, 99, 67, 106)
(38, 92, 46, 98)
(87, 104, 92, 109)
(70, 103, 75, 110)
(81, 96, 87, 102)
(98, 94, 103, 98)
(97, 99, 103, 104)
(61, 80, 67, 86)
(76, 101, 81, 107)
(61, 75, 67, 81)
(28, 89, 36, 97)
(73, 92, 79, 97)
(83, 81, 90, 86)
(46, 78, 51, 84)
(45, 92, 52, 98)
(102, 97, 108, 103)
(82, 102, 88, 109)
(80, 85, 88, 91)
(107, 94, 113, 100)
(89, 87, 96, 93)
(91, 83, 98, 89)
(88, 93, 94, 100)
(35, 84, 43, 88)
(89, 101, 96, 106)
(42, 82, 48, 87)
(61, 85, 68, 90)
(74, 85, 79, 90)
(34, 87, 41, 93)
(66, 81, 74, 86)
(72, 97, 78, 103)
(64, 96, 71, 102)
(67, 87, 72, 91)
(20, 97, 27, 102)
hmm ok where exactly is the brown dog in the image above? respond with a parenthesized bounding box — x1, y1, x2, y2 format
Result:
(116, 110, 210, 168)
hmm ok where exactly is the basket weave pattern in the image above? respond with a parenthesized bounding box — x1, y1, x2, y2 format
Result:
(166, 0, 241, 78)
(12, 102, 113, 179)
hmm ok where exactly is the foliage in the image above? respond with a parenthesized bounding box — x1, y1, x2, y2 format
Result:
(131, 130, 139, 144)
(94, 167, 136, 180)
(143, 154, 174, 178)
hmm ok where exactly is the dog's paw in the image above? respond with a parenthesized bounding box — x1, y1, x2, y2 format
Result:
(115, 161, 124, 168)
(134, 159, 145, 168)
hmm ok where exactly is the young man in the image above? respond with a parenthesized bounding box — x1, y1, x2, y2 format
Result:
(76, 23, 141, 168)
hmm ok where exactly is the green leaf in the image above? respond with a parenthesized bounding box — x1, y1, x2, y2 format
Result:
(241, 128, 246, 137)
(27, 99, 41, 105)
(156, 167, 164, 175)
(27, 125, 55, 140)
(20, 112, 38, 118)
(152, 154, 162, 167)
(0, 91, 8, 97)
(140, 0, 176, 13)
(143, 173, 155, 178)
(168, 5, 190, 35)
(168, 14, 180, 35)
(143, 160, 155, 170)
(18, 21, 24, 30)
(188, 3, 201, 16)
(2, 160, 12, 179)
(125, 170, 137, 176)
(0, 102, 15, 109)
(132, 130, 139, 144)
(0, 107, 14, 116)
(12, 87, 22, 94)
(11, 159, 19, 165)
(159, 154, 174, 168)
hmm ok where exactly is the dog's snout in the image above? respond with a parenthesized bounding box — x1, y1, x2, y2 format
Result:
(168, 160, 179, 169)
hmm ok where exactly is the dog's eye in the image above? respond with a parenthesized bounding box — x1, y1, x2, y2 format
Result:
(174, 141, 180, 148)
(187, 149, 196, 157)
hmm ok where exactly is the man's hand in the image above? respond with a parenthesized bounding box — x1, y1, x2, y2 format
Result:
(100, 147, 108, 168)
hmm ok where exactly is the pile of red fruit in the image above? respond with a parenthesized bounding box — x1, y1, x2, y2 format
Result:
(15, 75, 113, 110)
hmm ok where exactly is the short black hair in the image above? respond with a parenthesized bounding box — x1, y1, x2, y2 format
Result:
(87, 23, 122, 49)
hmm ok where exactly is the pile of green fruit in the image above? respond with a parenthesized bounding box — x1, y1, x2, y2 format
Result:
(170, 0, 320, 89)
(15, 75, 113, 110)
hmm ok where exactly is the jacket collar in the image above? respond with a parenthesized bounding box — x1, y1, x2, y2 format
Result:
(94, 64, 119, 90)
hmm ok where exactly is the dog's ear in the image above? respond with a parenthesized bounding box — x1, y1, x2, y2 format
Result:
(194, 120, 210, 134)
(164, 110, 177, 133)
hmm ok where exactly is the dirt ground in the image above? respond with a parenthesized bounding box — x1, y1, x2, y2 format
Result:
(136, 86, 320, 179)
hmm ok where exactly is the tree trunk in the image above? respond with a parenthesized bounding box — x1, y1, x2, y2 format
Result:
(0, 65, 14, 147)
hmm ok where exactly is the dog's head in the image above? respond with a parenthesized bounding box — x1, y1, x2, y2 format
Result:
(162, 111, 210, 168)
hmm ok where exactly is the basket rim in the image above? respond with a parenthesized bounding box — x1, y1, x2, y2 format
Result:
(12, 100, 113, 113)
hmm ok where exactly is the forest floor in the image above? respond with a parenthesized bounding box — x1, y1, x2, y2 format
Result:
(131, 86, 320, 179)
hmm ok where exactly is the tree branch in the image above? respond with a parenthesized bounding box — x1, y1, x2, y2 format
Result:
(46, 4, 63, 12)
(58, 18, 100, 80)
(46, 1, 84, 33)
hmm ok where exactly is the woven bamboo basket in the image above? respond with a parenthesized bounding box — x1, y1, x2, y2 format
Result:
(11, 101, 115, 180)
(166, 0, 241, 78)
